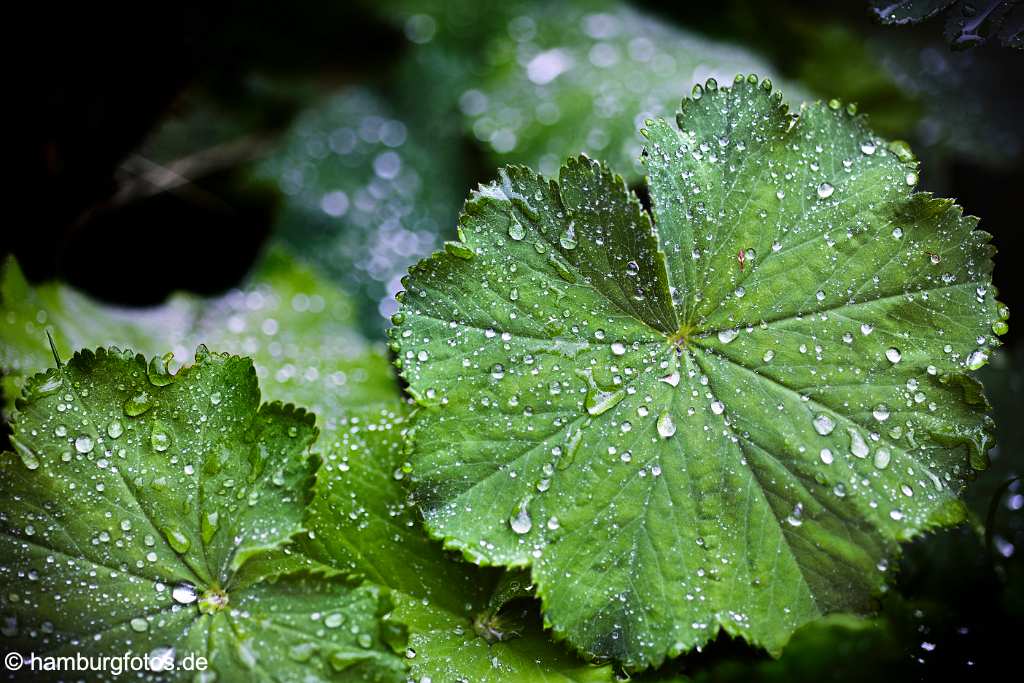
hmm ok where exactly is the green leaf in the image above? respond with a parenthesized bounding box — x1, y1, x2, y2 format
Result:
(391, 75, 1005, 668)
(294, 406, 615, 682)
(0, 347, 405, 681)
(0, 248, 397, 416)
(465, 2, 810, 180)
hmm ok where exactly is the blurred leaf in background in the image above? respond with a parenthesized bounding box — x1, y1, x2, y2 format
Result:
(868, 0, 1023, 50)
(0, 249, 396, 419)
(251, 90, 468, 334)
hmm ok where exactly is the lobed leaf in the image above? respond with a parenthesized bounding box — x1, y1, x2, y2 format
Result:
(391, 75, 1007, 668)
(0, 347, 404, 681)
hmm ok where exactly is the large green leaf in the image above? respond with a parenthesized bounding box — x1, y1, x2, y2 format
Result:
(0, 347, 404, 681)
(292, 405, 614, 682)
(0, 249, 396, 417)
(390, 75, 1005, 668)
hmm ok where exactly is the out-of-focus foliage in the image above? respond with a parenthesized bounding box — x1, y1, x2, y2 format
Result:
(252, 90, 467, 332)
(869, 0, 1023, 50)
(0, 249, 396, 418)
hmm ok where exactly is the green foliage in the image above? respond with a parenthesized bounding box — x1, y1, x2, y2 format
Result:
(391, 76, 1005, 668)
(0, 347, 405, 681)
(466, 2, 808, 179)
(252, 90, 467, 334)
(298, 408, 615, 681)
(0, 249, 396, 417)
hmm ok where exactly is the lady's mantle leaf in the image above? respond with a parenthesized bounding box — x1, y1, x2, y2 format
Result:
(390, 75, 1007, 668)
(294, 406, 614, 682)
(0, 348, 404, 681)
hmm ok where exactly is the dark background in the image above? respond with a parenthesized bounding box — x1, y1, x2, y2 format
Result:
(6, 1, 1023, 680)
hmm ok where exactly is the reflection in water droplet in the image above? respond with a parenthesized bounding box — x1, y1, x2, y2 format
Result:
(848, 428, 869, 458)
(717, 328, 738, 344)
(885, 348, 902, 364)
(510, 501, 532, 534)
(172, 582, 198, 604)
(817, 182, 834, 199)
(812, 414, 835, 436)
(657, 413, 676, 439)
(873, 448, 891, 469)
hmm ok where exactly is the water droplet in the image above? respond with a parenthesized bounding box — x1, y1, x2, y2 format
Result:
(130, 617, 149, 632)
(710, 400, 725, 415)
(848, 428, 869, 458)
(885, 348, 902, 364)
(585, 387, 625, 416)
(147, 354, 176, 387)
(171, 582, 198, 604)
(124, 391, 155, 416)
(812, 414, 835, 436)
(717, 328, 738, 344)
(151, 427, 171, 452)
(817, 182, 834, 199)
(626, 260, 640, 277)
(659, 371, 680, 387)
(873, 448, 891, 469)
(786, 503, 804, 527)
(559, 224, 578, 250)
(860, 323, 874, 336)
(657, 413, 677, 439)
(762, 349, 775, 363)
(508, 220, 526, 241)
(74, 435, 94, 454)
(861, 141, 876, 155)
(107, 420, 123, 438)
(210, 392, 222, 406)
(611, 341, 626, 356)
(324, 613, 344, 628)
(966, 350, 988, 370)
(820, 448, 834, 464)
(510, 501, 532, 534)
(162, 527, 191, 554)
(872, 405, 890, 422)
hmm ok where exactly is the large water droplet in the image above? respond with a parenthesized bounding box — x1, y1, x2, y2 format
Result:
(508, 220, 525, 241)
(162, 526, 191, 554)
(817, 182, 834, 199)
(171, 582, 198, 604)
(873, 448, 891, 469)
(717, 328, 738, 344)
(124, 391, 155, 416)
(885, 348, 902, 364)
(812, 414, 835, 436)
(151, 427, 171, 452)
(657, 413, 677, 439)
(510, 501, 532, 535)
(585, 387, 625, 416)
(74, 435, 94, 454)
(848, 428, 869, 458)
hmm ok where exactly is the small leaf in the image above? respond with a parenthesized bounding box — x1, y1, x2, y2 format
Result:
(392, 76, 1004, 668)
(0, 348, 405, 681)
